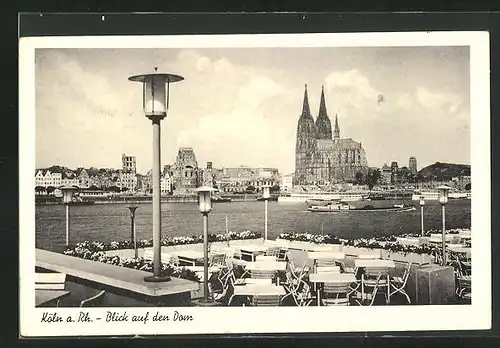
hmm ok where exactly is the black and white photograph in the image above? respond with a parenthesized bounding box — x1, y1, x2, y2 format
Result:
(19, 31, 490, 336)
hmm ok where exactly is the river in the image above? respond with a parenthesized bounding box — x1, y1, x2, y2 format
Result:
(35, 199, 471, 252)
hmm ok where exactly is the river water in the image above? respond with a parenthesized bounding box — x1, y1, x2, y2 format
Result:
(35, 199, 471, 252)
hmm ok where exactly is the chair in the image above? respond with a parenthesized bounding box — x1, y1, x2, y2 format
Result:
(322, 282, 351, 306)
(360, 268, 390, 305)
(389, 262, 412, 304)
(282, 268, 314, 306)
(355, 274, 386, 306)
(250, 269, 277, 282)
(35, 273, 66, 290)
(277, 248, 288, 262)
(265, 247, 280, 257)
(249, 294, 281, 307)
(80, 290, 106, 307)
(209, 253, 226, 267)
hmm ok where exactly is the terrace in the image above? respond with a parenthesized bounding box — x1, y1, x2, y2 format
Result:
(35, 230, 471, 307)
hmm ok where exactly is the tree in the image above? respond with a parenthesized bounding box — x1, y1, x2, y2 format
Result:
(365, 169, 381, 190)
(465, 183, 471, 191)
(270, 185, 280, 193)
(35, 186, 45, 195)
(354, 172, 364, 185)
(46, 186, 56, 195)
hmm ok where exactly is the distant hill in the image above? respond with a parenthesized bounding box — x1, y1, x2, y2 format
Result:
(417, 162, 470, 182)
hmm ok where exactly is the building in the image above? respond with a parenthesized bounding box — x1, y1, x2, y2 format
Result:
(390, 161, 399, 184)
(201, 162, 216, 187)
(61, 172, 79, 187)
(409, 156, 417, 174)
(380, 164, 392, 185)
(281, 173, 294, 192)
(218, 166, 280, 193)
(122, 154, 136, 174)
(118, 171, 137, 192)
(76, 168, 91, 188)
(35, 170, 62, 188)
(160, 173, 173, 195)
(294, 85, 369, 184)
(170, 147, 201, 194)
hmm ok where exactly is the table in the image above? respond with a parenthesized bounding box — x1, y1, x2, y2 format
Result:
(174, 250, 205, 266)
(228, 284, 286, 305)
(239, 245, 269, 262)
(354, 259, 395, 305)
(255, 255, 277, 262)
(308, 251, 345, 260)
(35, 290, 70, 307)
(308, 273, 356, 306)
(245, 261, 287, 272)
(356, 254, 381, 259)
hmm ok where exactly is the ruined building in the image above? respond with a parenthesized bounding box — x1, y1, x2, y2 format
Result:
(170, 147, 201, 193)
(294, 85, 369, 184)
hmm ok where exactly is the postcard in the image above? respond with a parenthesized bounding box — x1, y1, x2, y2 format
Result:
(19, 30, 490, 337)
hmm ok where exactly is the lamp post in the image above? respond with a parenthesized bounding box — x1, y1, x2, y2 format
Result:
(438, 185, 451, 266)
(129, 68, 184, 282)
(419, 195, 425, 264)
(127, 205, 138, 259)
(196, 186, 216, 303)
(262, 185, 271, 241)
(60, 185, 78, 247)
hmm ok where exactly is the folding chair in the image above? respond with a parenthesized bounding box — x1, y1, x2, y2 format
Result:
(265, 247, 280, 257)
(355, 274, 385, 306)
(359, 268, 390, 305)
(389, 262, 412, 304)
(281, 265, 313, 306)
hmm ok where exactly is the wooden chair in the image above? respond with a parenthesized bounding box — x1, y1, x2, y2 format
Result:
(360, 268, 390, 305)
(265, 247, 280, 257)
(355, 274, 386, 306)
(249, 294, 281, 307)
(80, 290, 106, 307)
(250, 269, 277, 282)
(322, 282, 351, 306)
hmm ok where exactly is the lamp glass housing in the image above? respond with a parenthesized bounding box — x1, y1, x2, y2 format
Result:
(262, 185, 271, 199)
(196, 186, 215, 214)
(144, 76, 167, 116)
(419, 196, 425, 206)
(437, 185, 451, 205)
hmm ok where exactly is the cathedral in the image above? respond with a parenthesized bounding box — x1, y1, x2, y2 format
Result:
(295, 85, 369, 184)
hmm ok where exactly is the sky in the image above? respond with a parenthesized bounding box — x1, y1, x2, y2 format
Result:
(35, 46, 470, 175)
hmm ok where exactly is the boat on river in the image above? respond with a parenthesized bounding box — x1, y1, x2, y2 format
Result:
(307, 202, 416, 212)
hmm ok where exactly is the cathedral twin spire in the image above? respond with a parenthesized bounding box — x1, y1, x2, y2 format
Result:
(299, 84, 339, 141)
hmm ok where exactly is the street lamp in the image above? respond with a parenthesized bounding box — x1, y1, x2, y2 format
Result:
(437, 185, 451, 266)
(262, 185, 271, 241)
(129, 67, 184, 282)
(60, 185, 78, 247)
(196, 186, 216, 303)
(127, 205, 138, 259)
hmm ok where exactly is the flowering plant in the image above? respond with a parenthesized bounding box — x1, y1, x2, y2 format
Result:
(278, 228, 471, 257)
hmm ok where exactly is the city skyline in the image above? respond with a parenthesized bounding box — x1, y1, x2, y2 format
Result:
(35, 46, 470, 175)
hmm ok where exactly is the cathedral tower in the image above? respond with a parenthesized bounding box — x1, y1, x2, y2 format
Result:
(295, 84, 317, 182)
(333, 114, 340, 142)
(315, 86, 333, 140)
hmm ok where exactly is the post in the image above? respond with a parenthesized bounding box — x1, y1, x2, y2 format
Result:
(65, 204, 70, 246)
(128, 206, 138, 259)
(420, 204, 425, 264)
(152, 118, 161, 277)
(264, 199, 268, 241)
(203, 212, 210, 303)
(441, 204, 446, 266)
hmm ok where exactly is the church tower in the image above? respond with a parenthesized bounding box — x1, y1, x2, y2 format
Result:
(333, 113, 340, 142)
(295, 84, 317, 183)
(315, 86, 333, 140)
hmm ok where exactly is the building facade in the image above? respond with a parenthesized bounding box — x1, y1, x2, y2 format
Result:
(118, 171, 138, 192)
(295, 85, 369, 184)
(281, 173, 294, 192)
(122, 154, 137, 174)
(409, 156, 417, 174)
(35, 170, 62, 188)
(170, 147, 201, 194)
